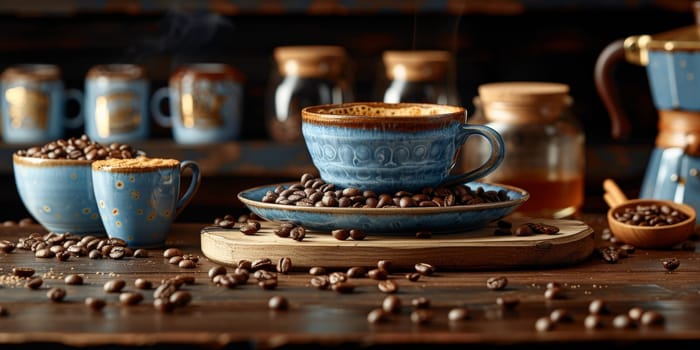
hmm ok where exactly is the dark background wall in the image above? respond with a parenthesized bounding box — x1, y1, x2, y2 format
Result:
(0, 0, 697, 222)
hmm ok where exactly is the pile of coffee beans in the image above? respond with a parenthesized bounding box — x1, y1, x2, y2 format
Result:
(14, 231, 148, 261)
(261, 173, 511, 208)
(15, 134, 141, 161)
(611, 203, 690, 227)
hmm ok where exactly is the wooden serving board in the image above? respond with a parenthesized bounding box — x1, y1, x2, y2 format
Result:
(200, 217, 595, 271)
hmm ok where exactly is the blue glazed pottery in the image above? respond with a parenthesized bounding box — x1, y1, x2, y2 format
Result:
(301, 102, 505, 194)
(13, 154, 105, 235)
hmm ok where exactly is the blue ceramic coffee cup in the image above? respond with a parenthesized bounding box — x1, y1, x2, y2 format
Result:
(301, 102, 505, 194)
(91, 157, 201, 248)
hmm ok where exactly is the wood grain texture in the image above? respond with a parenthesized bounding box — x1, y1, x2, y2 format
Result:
(201, 217, 595, 270)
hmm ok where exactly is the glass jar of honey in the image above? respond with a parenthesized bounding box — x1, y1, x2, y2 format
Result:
(462, 82, 585, 219)
(380, 50, 459, 105)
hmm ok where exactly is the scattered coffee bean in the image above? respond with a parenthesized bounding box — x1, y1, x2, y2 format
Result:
(64, 274, 83, 285)
(382, 295, 402, 314)
(535, 316, 556, 332)
(410, 309, 433, 324)
(208, 266, 227, 280)
(544, 285, 565, 300)
(12, 267, 35, 278)
(310, 276, 330, 290)
(331, 281, 355, 294)
(120, 292, 144, 306)
(349, 229, 366, 240)
(377, 260, 393, 273)
(584, 314, 604, 329)
(47, 287, 66, 302)
(662, 258, 680, 272)
(486, 276, 508, 290)
(309, 266, 327, 275)
(104, 279, 126, 293)
(133, 249, 149, 258)
(276, 257, 292, 274)
(85, 297, 107, 311)
(0, 306, 8, 317)
(331, 229, 350, 240)
(447, 307, 470, 321)
(405, 273, 421, 282)
(240, 222, 259, 235)
(169, 291, 192, 307)
(367, 308, 390, 324)
(588, 299, 610, 315)
(368, 268, 388, 281)
(0, 240, 16, 253)
(414, 262, 435, 276)
(627, 307, 644, 321)
(25, 277, 43, 290)
(163, 248, 183, 258)
(134, 278, 153, 290)
(411, 297, 431, 309)
(549, 308, 574, 323)
(153, 298, 176, 313)
(377, 280, 398, 294)
(259, 279, 278, 290)
(291, 226, 306, 241)
(513, 224, 534, 236)
(346, 266, 366, 278)
(640, 310, 665, 326)
(496, 296, 520, 310)
(268, 295, 289, 311)
(612, 314, 636, 329)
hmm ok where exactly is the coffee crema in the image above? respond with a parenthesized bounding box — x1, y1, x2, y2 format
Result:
(92, 157, 179, 172)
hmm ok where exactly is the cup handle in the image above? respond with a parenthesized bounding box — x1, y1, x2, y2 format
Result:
(438, 124, 505, 188)
(64, 88, 84, 129)
(151, 86, 173, 128)
(175, 160, 202, 219)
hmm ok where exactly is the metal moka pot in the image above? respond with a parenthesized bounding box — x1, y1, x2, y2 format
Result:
(595, 1, 700, 222)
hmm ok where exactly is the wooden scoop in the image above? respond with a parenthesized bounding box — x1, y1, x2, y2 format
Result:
(603, 178, 696, 249)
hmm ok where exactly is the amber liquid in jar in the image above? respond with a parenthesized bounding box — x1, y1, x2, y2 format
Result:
(496, 173, 584, 219)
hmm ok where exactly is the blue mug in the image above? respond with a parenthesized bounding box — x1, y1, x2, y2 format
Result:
(1, 64, 83, 144)
(84, 64, 150, 143)
(301, 102, 505, 194)
(151, 63, 244, 144)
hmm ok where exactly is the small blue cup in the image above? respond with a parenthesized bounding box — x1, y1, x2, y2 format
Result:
(91, 158, 201, 248)
(301, 102, 505, 194)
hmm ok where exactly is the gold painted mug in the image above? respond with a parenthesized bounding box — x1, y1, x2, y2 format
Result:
(84, 64, 150, 143)
(1, 64, 83, 144)
(151, 63, 244, 144)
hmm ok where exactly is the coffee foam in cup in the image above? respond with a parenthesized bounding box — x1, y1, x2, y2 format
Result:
(92, 157, 179, 172)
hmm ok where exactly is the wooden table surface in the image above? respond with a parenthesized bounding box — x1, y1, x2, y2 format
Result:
(1, 214, 699, 350)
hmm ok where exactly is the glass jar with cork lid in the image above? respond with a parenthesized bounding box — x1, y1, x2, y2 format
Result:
(265, 45, 353, 143)
(462, 81, 585, 219)
(380, 50, 459, 105)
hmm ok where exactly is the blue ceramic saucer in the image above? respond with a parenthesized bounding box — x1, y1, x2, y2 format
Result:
(237, 182, 529, 234)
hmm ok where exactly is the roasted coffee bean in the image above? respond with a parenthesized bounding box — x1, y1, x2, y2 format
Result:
(513, 224, 534, 236)
(549, 308, 574, 323)
(410, 309, 433, 324)
(613, 203, 690, 226)
(163, 248, 183, 258)
(238, 260, 253, 270)
(277, 257, 292, 274)
(251, 258, 274, 271)
(0, 240, 16, 253)
(310, 276, 330, 290)
(308, 266, 326, 275)
(662, 257, 680, 271)
(290, 226, 306, 241)
(628, 307, 645, 321)
(368, 268, 388, 280)
(588, 299, 610, 315)
(208, 266, 227, 279)
(414, 262, 435, 276)
(377, 260, 393, 273)
(526, 222, 560, 235)
(486, 276, 508, 290)
(169, 291, 192, 307)
(584, 314, 604, 329)
(405, 272, 421, 282)
(16, 135, 140, 161)
(153, 298, 176, 313)
(268, 295, 289, 311)
(544, 286, 565, 300)
(612, 314, 636, 329)
(134, 278, 153, 290)
(109, 246, 126, 259)
(331, 229, 350, 241)
(104, 279, 126, 293)
(120, 292, 144, 306)
(329, 272, 348, 284)
(640, 310, 665, 326)
(133, 249, 149, 258)
(13, 267, 35, 278)
(55, 251, 71, 261)
(448, 307, 470, 321)
(47, 287, 66, 302)
(382, 295, 402, 314)
(496, 296, 520, 310)
(259, 279, 278, 290)
(64, 274, 83, 285)
(331, 281, 355, 294)
(178, 259, 196, 269)
(349, 229, 366, 240)
(411, 297, 431, 309)
(367, 308, 390, 324)
(535, 317, 556, 332)
(25, 277, 43, 290)
(254, 270, 277, 281)
(377, 280, 398, 293)
(240, 222, 259, 235)
(0, 306, 8, 317)
(598, 247, 619, 264)
(346, 266, 366, 278)
(85, 297, 107, 311)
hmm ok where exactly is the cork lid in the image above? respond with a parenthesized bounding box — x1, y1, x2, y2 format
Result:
(382, 50, 452, 82)
(1, 64, 61, 82)
(87, 64, 146, 80)
(171, 63, 245, 84)
(273, 45, 347, 78)
(478, 82, 570, 123)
